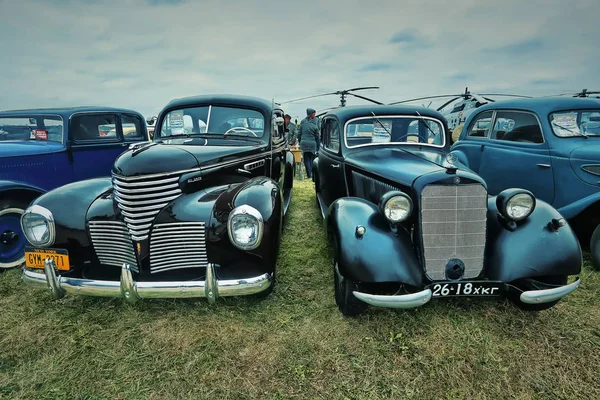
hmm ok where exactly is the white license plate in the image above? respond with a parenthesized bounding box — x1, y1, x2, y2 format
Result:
(428, 281, 503, 297)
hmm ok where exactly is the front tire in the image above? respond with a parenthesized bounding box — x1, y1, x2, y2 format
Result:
(0, 198, 30, 271)
(334, 263, 367, 316)
(590, 224, 600, 271)
(507, 275, 568, 311)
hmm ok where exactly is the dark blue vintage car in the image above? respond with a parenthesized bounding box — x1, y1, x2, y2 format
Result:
(0, 107, 148, 270)
(313, 105, 581, 316)
(19, 95, 293, 303)
(450, 97, 600, 269)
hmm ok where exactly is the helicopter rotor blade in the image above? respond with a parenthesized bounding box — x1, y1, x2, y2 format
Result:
(347, 92, 383, 105)
(389, 94, 464, 106)
(279, 92, 338, 105)
(345, 86, 380, 93)
(479, 93, 531, 98)
(436, 96, 463, 111)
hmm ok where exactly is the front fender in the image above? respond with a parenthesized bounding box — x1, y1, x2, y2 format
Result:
(484, 196, 582, 282)
(0, 179, 45, 196)
(557, 191, 600, 220)
(284, 151, 294, 190)
(325, 197, 422, 286)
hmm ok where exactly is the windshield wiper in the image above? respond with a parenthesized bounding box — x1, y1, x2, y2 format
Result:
(553, 122, 588, 138)
(414, 111, 439, 140)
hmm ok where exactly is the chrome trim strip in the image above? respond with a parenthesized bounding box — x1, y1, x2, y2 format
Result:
(519, 279, 580, 304)
(112, 168, 199, 182)
(114, 194, 179, 206)
(117, 203, 166, 212)
(352, 289, 432, 308)
(149, 264, 208, 273)
(22, 261, 272, 301)
(115, 188, 181, 200)
(153, 221, 207, 227)
(113, 182, 180, 193)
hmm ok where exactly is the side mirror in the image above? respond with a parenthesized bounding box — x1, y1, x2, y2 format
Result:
(146, 116, 157, 126)
(274, 116, 285, 127)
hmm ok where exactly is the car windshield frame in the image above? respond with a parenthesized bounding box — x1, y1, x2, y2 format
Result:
(344, 115, 446, 149)
(549, 109, 600, 138)
(157, 105, 267, 139)
(0, 115, 64, 143)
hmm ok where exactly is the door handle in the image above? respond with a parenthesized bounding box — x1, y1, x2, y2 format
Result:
(330, 164, 340, 168)
(536, 163, 551, 168)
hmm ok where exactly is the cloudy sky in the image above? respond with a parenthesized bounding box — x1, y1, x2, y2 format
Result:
(1, 0, 599, 121)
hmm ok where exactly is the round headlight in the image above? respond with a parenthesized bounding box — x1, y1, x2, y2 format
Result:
(20, 205, 55, 247)
(506, 193, 535, 221)
(379, 191, 413, 223)
(496, 189, 536, 222)
(227, 205, 264, 250)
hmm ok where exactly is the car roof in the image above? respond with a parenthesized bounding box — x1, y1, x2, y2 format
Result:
(0, 106, 142, 118)
(323, 104, 446, 122)
(474, 97, 600, 115)
(164, 94, 275, 113)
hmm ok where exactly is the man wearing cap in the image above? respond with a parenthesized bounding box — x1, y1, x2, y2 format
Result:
(284, 114, 298, 146)
(298, 108, 320, 179)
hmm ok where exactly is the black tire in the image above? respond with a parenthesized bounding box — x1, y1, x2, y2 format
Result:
(0, 196, 31, 271)
(507, 275, 568, 311)
(590, 224, 600, 271)
(334, 263, 368, 316)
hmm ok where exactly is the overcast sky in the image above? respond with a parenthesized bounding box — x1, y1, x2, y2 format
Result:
(1, 0, 599, 121)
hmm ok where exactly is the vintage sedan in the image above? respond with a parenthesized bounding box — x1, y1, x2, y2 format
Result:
(20, 95, 294, 303)
(451, 97, 600, 270)
(0, 107, 148, 270)
(313, 105, 582, 316)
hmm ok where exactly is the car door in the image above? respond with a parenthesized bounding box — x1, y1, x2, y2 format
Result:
(476, 110, 555, 203)
(317, 117, 346, 206)
(452, 110, 494, 172)
(69, 112, 130, 181)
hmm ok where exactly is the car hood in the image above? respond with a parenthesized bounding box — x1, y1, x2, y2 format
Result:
(112, 142, 267, 177)
(570, 143, 600, 187)
(0, 141, 64, 158)
(345, 147, 448, 186)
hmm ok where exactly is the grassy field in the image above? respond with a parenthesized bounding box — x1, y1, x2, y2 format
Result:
(1, 179, 599, 399)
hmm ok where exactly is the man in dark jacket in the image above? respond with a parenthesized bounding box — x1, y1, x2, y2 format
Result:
(284, 114, 298, 145)
(298, 108, 320, 179)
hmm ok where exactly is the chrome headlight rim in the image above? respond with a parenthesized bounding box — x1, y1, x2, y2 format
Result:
(20, 205, 56, 248)
(227, 205, 264, 251)
(496, 189, 536, 222)
(379, 191, 413, 223)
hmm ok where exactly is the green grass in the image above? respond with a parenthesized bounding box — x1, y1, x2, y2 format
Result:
(1, 179, 599, 399)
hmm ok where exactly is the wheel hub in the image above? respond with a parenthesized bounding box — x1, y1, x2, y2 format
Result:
(1, 230, 19, 245)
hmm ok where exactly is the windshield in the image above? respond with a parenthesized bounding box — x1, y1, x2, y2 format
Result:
(0, 116, 64, 143)
(550, 110, 600, 137)
(159, 106, 265, 138)
(345, 116, 445, 148)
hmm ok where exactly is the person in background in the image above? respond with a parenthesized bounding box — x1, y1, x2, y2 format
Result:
(284, 114, 298, 145)
(298, 108, 319, 179)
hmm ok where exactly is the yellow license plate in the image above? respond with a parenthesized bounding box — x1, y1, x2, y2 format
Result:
(25, 248, 70, 271)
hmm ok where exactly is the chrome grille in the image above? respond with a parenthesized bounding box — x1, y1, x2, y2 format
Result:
(112, 171, 186, 240)
(149, 222, 208, 274)
(420, 184, 487, 281)
(351, 171, 399, 204)
(88, 221, 138, 272)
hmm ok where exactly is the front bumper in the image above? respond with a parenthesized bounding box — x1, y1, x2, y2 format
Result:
(22, 259, 273, 304)
(352, 279, 581, 309)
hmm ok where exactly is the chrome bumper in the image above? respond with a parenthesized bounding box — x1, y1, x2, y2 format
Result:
(519, 278, 580, 304)
(22, 259, 272, 304)
(352, 288, 432, 309)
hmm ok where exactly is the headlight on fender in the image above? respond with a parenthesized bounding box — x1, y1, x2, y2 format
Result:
(20, 205, 55, 247)
(496, 189, 536, 221)
(379, 191, 413, 223)
(227, 205, 264, 250)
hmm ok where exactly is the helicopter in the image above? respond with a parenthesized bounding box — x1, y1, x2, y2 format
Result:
(279, 86, 383, 119)
(389, 87, 531, 130)
(545, 88, 600, 99)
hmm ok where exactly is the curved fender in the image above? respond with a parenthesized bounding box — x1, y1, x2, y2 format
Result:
(485, 197, 582, 282)
(33, 178, 113, 246)
(449, 148, 471, 170)
(313, 157, 320, 190)
(0, 179, 45, 197)
(326, 197, 422, 286)
(557, 191, 600, 220)
(284, 151, 294, 190)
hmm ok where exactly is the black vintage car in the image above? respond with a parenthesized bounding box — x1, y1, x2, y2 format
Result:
(313, 105, 582, 316)
(20, 95, 294, 303)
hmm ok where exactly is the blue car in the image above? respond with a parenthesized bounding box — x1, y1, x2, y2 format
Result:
(450, 97, 600, 269)
(0, 107, 148, 270)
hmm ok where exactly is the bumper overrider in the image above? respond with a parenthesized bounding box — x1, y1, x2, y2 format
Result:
(22, 259, 273, 304)
(352, 279, 581, 309)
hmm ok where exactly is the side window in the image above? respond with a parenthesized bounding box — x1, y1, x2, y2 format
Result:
(272, 112, 284, 140)
(492, 111, 543, 143)
(467, 111, 493, 138)
(71, 114, 119, 141)
(329, 120, 340, 152)
(122, 114, 145, 141)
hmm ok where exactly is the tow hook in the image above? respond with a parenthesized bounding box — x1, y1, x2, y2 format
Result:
(547, 218, 567, 232)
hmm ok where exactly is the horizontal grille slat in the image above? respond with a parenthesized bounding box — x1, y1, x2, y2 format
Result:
(351, 170, 399, 204)
(88, 221, 138, 272)
(420, 184, 487, 281)
(113, 182, 180, 194)
(149, 222, 208, 274)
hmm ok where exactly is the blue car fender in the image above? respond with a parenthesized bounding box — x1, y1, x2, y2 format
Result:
(325, 197, 422, 287)
(556, 191, 600, 220)
(484, 196, 582, 282)
(0, 179, 45, 200)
